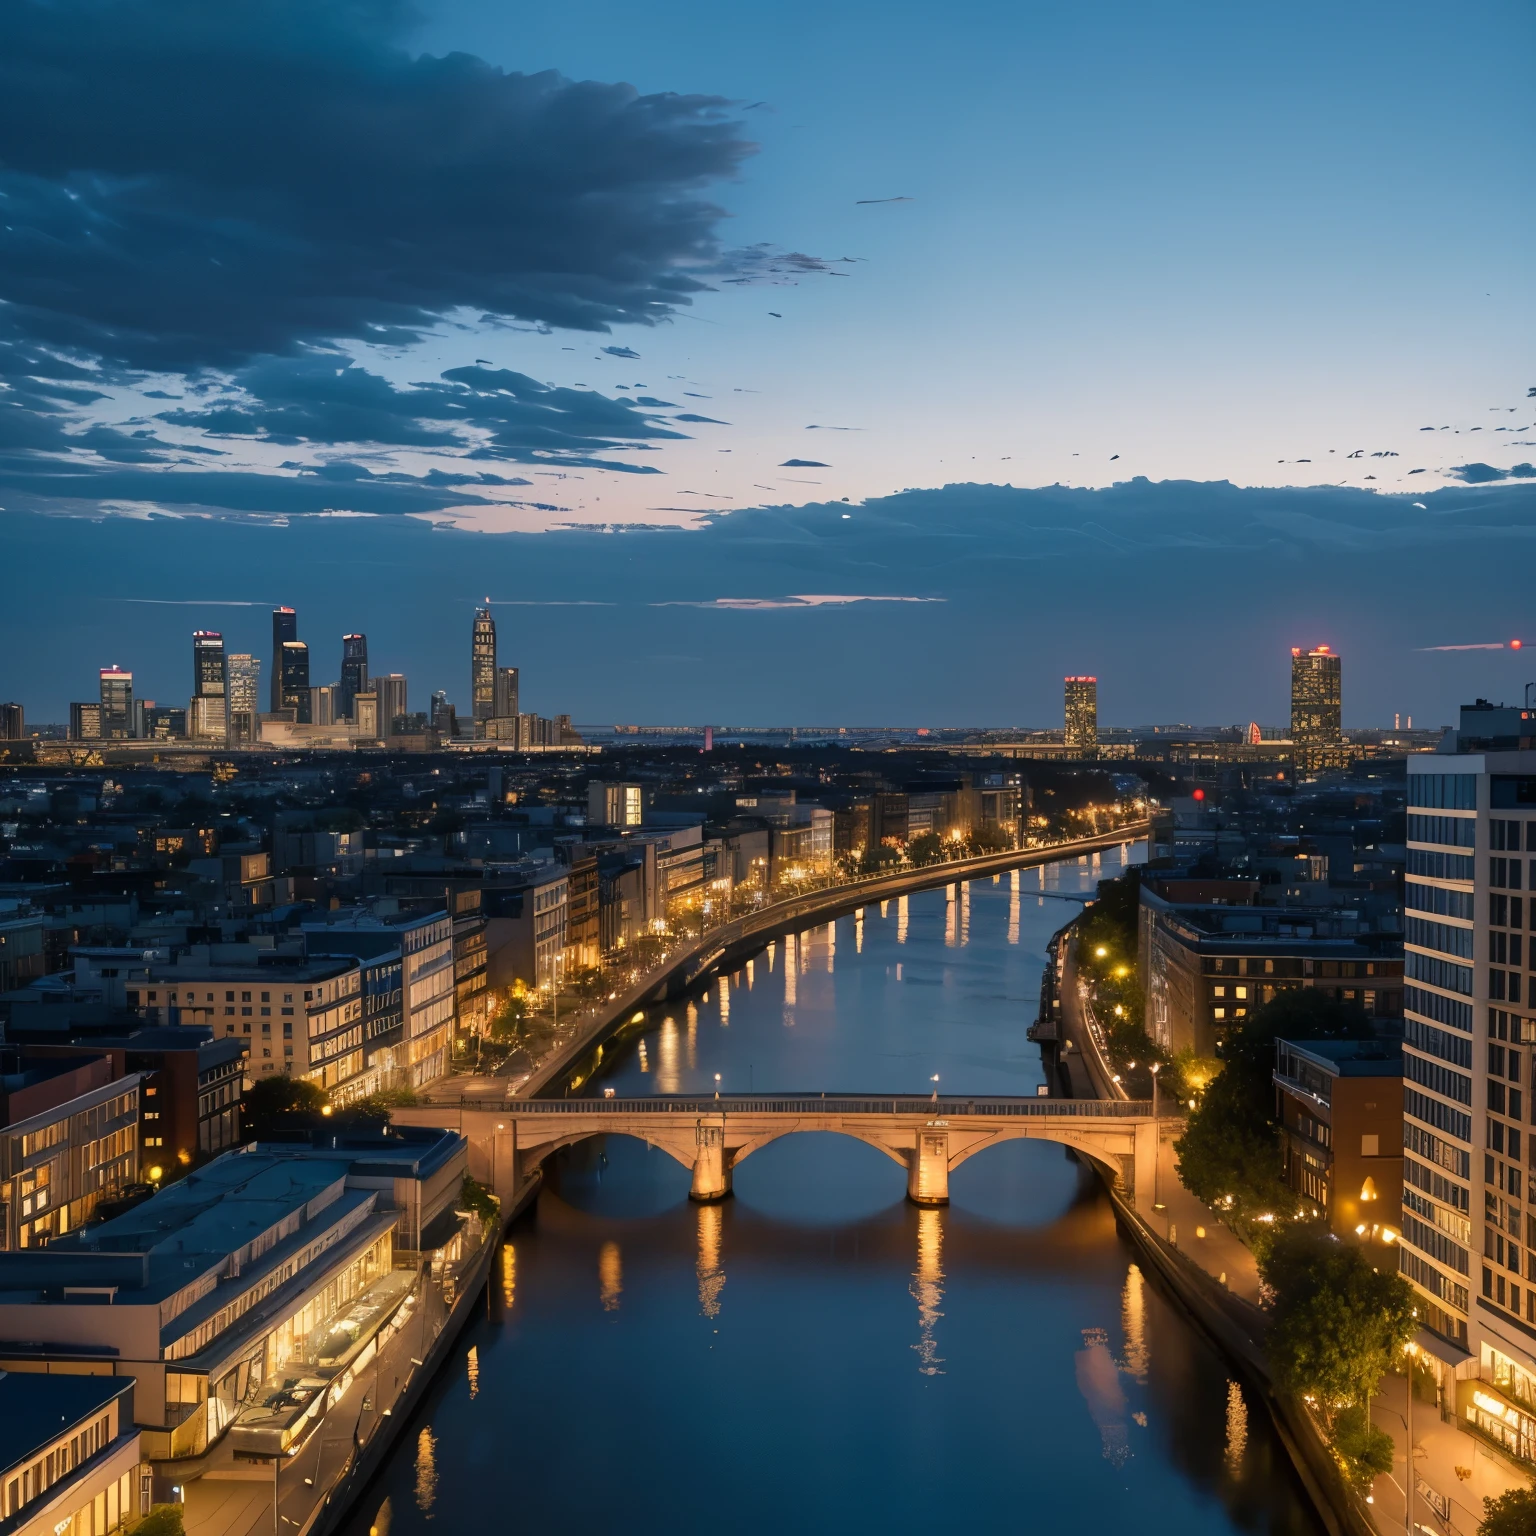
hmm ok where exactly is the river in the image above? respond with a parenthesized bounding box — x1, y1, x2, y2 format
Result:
(345, 845, 1322, 1536)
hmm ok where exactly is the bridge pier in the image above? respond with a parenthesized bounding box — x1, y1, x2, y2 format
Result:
(690, 1118, 733, 1202)
(907, 1130, 950, 1207)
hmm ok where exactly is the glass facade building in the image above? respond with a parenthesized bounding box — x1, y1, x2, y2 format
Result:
(1063, 676, 1097, 754)
(270, 607, 296, 713)
(339, 633, 368, 722)
(1290, 645, 1343, 769)
(471, 608, 496, 727)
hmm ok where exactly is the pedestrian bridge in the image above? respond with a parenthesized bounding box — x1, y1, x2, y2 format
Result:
(393, 1095, 1159, 1210)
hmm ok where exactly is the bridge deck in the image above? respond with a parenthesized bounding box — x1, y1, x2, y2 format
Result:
(429, 1094, 1154, 1118)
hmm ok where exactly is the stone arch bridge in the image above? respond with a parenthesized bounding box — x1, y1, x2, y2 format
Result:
(393, 1095, 1159, 1211)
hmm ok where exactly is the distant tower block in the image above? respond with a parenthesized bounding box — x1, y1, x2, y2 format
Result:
(1247, 722, 1261, 745)
(471, 606, 497, 727)
(1290, 645, 1342, 770)
(703, 725, 714, 753)
(1064, 676, 1098, 755)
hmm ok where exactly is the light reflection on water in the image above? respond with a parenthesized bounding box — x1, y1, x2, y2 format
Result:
(345, 844, 1321, 1536)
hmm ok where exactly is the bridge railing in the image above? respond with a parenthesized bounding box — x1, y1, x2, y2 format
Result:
(425, 1094, 1153, 1117)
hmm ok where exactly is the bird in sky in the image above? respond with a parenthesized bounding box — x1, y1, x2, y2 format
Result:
(768, 312, 782, 318)
(1109, 454, 1119, 461)
(855, 196, 914, 205)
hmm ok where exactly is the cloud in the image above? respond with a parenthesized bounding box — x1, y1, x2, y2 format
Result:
(0, 0, 755, 373)
(156, 356, 689, 467)
(601, 347, 641, 360)
(779, 458, 829, 467)
(1447, 462, 1536, 483)
(656, 594, 945, 610)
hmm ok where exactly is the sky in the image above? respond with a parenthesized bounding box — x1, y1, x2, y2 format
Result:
(1, 0, 1533, 723)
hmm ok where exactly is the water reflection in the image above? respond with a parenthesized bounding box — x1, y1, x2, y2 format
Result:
(599, 1241, 622, 1311)
(1076, 1327, 1130, 1466)
(696, 1203, 726, 1319)
(1121, 1264, 1149, 1382)
(500, 1243, 515, 1308)
(658, 1016, 680, 1092)
(413, 1427, 436, 1516)
(897, 893, 908, 943)
(1225, 1381, 1249, 1474)
(910, 1206, 945, 1376)
(466, 1345, 478, 1400)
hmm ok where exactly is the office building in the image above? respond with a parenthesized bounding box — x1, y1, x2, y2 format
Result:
(372, 674, 407, 737)
(494, 665, 519, 722)
(224, 652, 260, 745)
(68, 703, 101, 742)
(191, 630, 225, 701)
(1291, 645, 1343, 769)
(97, 669, 133, 741)
(0, 1131, 467, 1468)
(0, 1375, 141, 1536)
(430, 690, 456, 739)
(299, 910, 454, 1089)
(1273, 1036, 1402, 1240)
(143, 952, 365, 1096)
(471, 607, 496, 729)
(589, 783, 644, 827)
(352, 691, 378, 738)
(187, 695, 226, 741)
(139, 706, 185, 741)
(279, 641, 311, 723)
(339, 632, 368, 721)
(1064, 676, 1097, 755)
(269, 607, 297, 712)
(0, 704, 23, 741)
(307, 684, 338, 729)
(0, 1053, 141, 1249)
(1397, 746, 1520, 1384)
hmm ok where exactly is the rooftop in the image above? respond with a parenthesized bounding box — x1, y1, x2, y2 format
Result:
(1276, 1037, 1403, 1077)
(0, 1373, 133, 1475)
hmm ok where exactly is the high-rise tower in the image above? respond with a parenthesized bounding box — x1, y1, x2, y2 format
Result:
(280, 640, 311, 722)
(225, 653, 261, 744)
(339, 633, 368, 721)
(189, 630, 227, 740)
(271, 607, 297, 712)
(99, 667, 134, 739)
(1064, 676, 1098, 755)
(1290, 645, 1342, 770)
(471, 607, 496, 728)
(192, 632, 225, 698)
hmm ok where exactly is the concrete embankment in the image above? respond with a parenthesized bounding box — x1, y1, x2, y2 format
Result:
(509, 823, 1148, 1101)
(1044, 928, 1379, 1536)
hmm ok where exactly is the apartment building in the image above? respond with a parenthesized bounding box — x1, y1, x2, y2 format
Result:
(1401, 738, 1536, 1466)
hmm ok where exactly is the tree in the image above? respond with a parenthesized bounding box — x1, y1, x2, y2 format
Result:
(1260, 1225, 1417, 1417)
(906, 832, 947, 867)
(135, 1506, 185, 1536)
(243, 1075, 327, 1138)
(1331, 1405, 1395, 1490)
(1481, 1489, 1536, 1536)
(964, 823, 1013, 855)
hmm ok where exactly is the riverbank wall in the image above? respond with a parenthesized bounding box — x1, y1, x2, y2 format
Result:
(506, 822, 1148, 1100)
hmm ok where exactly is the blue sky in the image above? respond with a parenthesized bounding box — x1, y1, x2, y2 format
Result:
(0, 0, 1533, 722)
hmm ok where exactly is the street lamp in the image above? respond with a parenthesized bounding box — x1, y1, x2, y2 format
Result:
(714, 1072, 722, 1101)
(930, 1073, 940, 1104)
(1150, 1063, 1165, 1212)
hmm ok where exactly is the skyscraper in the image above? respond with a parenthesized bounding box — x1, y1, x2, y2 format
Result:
(192, 631, 225, 699)
(99, 667, 134, 739)
(270, 607, 297, 712)
(0, 704, 22, 741)
(1399, 739, 1517, 1384)
(280, 641, 311, 723)
(339, 634, 368, 721)
(471, 608, 496, 728)
(1290, 645, 1342, 770)
(1064, 676, 1098, 755)
(225, 653, 260, 744)
(188, 631, 227, 740)
(372, 674, 407, 737)
(494, 665, 519, 722)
